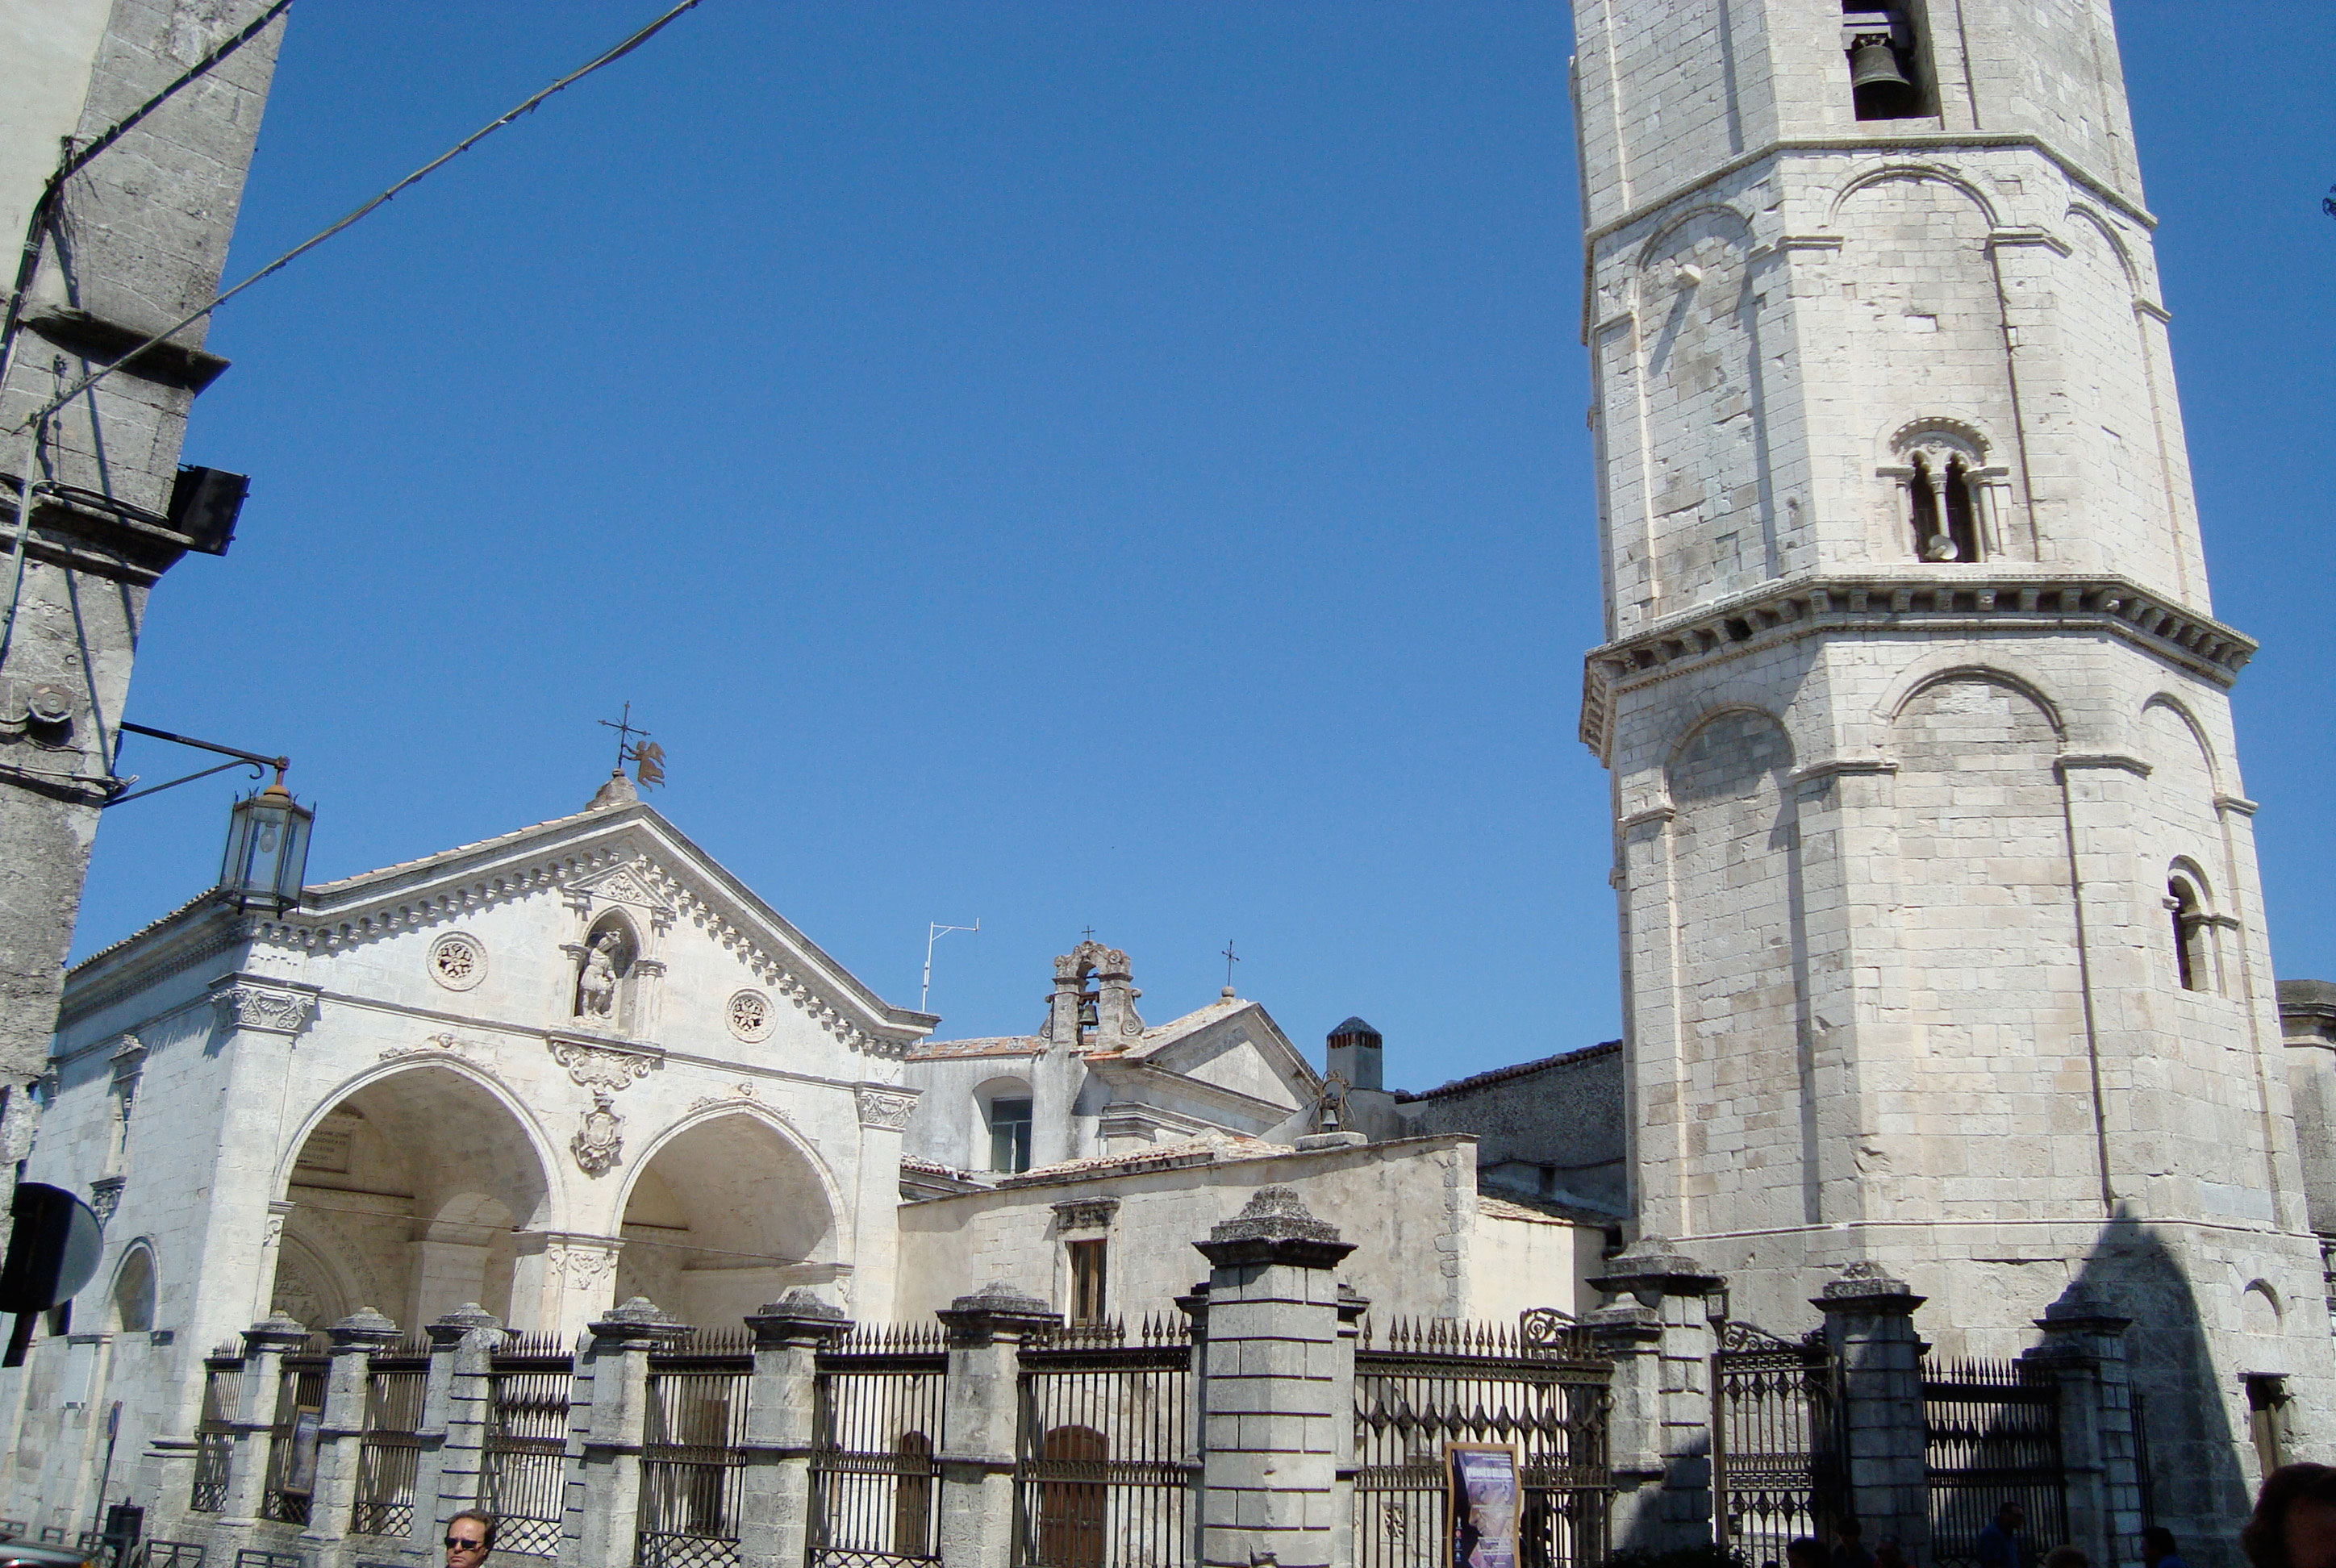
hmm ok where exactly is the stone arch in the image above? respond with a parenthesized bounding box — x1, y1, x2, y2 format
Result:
(612, 1107, 844, 1328)
(269, 1230, 357, 1331)
(2065, 204, 2138, 286)
(110, 1241, 156, 1333)
(1633, 201, 1755, 277)
(1660, 702, 1796, 788)
(273, 1061, 557, 1333)
(1879, 661, 2068, 742)
(2140, 694, 2222, 796)
(1825, 161, 2002, 230)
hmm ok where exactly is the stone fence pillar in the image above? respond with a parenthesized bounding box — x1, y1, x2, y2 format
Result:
(740, 1291, 851, 1568)
(2025, 1296, 2142, 1568)
(1591, 1241, 1724, 1553)
(1191, 1186, 1355, 1568)
(303, 1307, 400, 1554)
(563, 1297, 689, 1568)
(220, 1313, 309, 1524)
(933, 1284, 1058, 1568)
(1816, 1264, 1929, 1563)
(422, 1303, 504, 1545)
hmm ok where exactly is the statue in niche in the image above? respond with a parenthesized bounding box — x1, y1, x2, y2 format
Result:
(574, 919, 637, 1021)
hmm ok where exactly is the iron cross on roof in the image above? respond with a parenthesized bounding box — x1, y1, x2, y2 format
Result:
(597, 702, 665, 790)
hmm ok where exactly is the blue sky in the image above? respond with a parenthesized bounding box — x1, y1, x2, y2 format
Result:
(70, 2, 2334, 1092)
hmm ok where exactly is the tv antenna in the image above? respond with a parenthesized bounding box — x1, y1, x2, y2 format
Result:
(921, 919, 980, 1012)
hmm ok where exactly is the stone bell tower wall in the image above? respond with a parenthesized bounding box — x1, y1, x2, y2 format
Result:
(1574, 0, 2335, 1534)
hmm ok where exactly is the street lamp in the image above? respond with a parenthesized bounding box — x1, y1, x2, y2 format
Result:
(219, 771, 311, 911)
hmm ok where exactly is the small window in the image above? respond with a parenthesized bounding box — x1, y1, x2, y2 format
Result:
(1068, 1239, 1108, 1323)
(2248, 1375, 2291, 1477)
(1909, 454, 1979, 562)
(988, 1097, 1033, 1174)
(2169, 879, 2210, 993)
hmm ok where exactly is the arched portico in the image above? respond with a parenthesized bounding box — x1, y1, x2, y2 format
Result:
(613, 1110, 840, 1329)
(272, 1063, 555, 1334)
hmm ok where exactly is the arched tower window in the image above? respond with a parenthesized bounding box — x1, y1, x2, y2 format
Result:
(2167, 875, 2214, 994)
(1888, 425, 1998, 564)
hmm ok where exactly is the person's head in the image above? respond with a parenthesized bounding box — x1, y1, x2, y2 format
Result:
(2244, 1464, 2336, 1568)
(445, 1512, 495, 1568)
(1839, 1520, 1866, 1545)
(1788, 1538, 1828, 1568)
(2142, 1527, 2178, 1564)
(2043, 1547, 2089, 1568)
(1999, 1503, 2029, 1533)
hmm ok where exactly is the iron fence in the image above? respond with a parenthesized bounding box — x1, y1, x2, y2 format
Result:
(483, 1335, 576, 1558)
(258, 1345, 330, 1524)
(1013, 1317, 1195, 1568)
(1714, 1320, 1842, 1568)
(1352, 1316, 1613, 1568)
(636, 1331, 754, 1568)
(190, 1347, 246, 1513)
(810, 1323, 949, 1568)
(1925, 1357, 2067, 1568)
(349, 1338, 430, 1538)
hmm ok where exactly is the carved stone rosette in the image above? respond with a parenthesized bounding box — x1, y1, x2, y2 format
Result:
(211, 981, 317, 1036)
(855, 1086, 917, 1132)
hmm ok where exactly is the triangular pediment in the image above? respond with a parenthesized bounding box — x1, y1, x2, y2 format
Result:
(567, 860, 673, 915)
(1108, 999, 1320, 1112)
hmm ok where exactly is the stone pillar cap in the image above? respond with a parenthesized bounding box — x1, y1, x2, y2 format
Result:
(746, 1290, 853, 1345)
(327, 1307, 402, 1348)
(424, 1303, 503, 1346)
(1594, 1237, 1722, 1298)
(944, 1282, 1053, 1318)
(589, 1296, 690, 1343)
(1812, 1260, 1926, 1314)
(936, 1282, 1060, 1344)
(1194, 1185, 1357, 1269)
(2034, 1293, 2131, 1335)
(242, 1313, 311, 1351)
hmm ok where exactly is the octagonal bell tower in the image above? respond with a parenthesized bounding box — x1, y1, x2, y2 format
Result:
(1572, 0, 2332, 1534)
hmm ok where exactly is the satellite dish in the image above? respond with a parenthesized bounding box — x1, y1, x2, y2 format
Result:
(0, 1183, 104, 1312)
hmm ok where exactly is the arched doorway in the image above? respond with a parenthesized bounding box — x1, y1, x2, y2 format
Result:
(615, 1112, 836, 1328)
(273, 1066, 552, 1333)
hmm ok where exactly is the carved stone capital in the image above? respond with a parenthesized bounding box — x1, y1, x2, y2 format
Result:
(88, 1175, 125, 1224)
(211, 979, 317, 1036)
(855, 1086, 918, 1132)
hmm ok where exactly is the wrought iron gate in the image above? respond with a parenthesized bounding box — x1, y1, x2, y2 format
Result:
(257, 1343, 328, 1525)
(1013, 1318, 1195, 1568)
(189, 1345, 244, 1513)
(349, 1337, 429, 1537)
(808, 1324, 949, 1568)
(1350, 1314, 1613, 1568)
(637, 1331, 753, 1568)
(482, 1335, 574, 1558)
(1925, 1357, 2067, 1568)
(1713, 1321, 1842, 1568)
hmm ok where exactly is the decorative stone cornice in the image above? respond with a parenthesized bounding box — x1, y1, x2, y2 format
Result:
(1581, 572, 2256, 761)
(855, 1086, 918, 1132)
(210, 978, 317, 1036)
(1051, 1196, 1120, 1232)
(547, 1036, 663, 1092)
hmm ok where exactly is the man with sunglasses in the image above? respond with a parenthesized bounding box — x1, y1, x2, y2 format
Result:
(445, 1512, 495, 1568)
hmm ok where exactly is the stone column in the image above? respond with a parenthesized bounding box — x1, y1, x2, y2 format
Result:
(1814, 1264, 1929, 1563)
(303, 1308, 400, 1553)
(423, 1304, 504, 1546)
(1191, 1186, 1355, 1568)
(561, 1297, 689, 1568)
(1330, 1281, 1369, 1568)
(853, 1087, 918, 1320)
(1591, 1241, 1723, 1552)
(220, 1314, 309, 1524)
(2025, 1295, 2142, 1568)
(933, 1283, 1059, 1568)
(1584, 1297, 1667, 1553)
(740, 1291, 851, 1568)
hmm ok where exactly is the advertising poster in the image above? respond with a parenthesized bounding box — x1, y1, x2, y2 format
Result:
(1447, 1442, 1521, 1568)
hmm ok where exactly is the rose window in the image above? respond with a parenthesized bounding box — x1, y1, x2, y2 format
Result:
(728, 990, 773, 1042)
(428, 934, 486, 991)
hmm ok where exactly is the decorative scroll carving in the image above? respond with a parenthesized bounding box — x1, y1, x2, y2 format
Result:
(1050, 1196, 1119, 1232)
(854, 1086, 917, 1132)
(88, 1176, 125, 1224)
(548, 1038, 661, 1092)
(687, 1081, 761, 1115)
(212, 982, 315, 1035)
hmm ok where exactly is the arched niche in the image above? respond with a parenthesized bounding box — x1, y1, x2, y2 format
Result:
(111, 1243, 156, 1333)
(274, 1064, 554, 1334)
(572, 909, 644, 1028)
(615, 1111, 838, 1328)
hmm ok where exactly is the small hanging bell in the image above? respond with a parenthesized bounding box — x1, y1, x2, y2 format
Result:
(1850, 37, 1920, 119)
